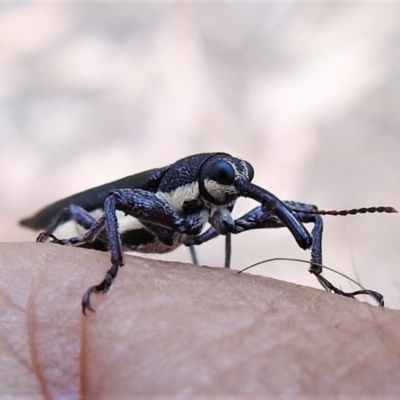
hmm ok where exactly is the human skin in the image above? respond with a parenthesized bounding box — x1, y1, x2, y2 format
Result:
(0, 242, 399, 398)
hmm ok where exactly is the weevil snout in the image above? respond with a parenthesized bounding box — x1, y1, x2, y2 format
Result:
(235, 178, 312, 250)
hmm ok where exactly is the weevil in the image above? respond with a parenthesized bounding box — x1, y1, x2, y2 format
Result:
(20, 152, 396, 313)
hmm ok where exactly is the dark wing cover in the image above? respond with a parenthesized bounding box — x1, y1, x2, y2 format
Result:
(20, 166, 169, 230)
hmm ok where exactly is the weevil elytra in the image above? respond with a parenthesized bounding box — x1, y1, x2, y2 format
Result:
(20, 152, 396, 313)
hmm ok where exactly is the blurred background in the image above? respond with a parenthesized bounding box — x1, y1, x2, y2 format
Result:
(1, 3, 399, 307)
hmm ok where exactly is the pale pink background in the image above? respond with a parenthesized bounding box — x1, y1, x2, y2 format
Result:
(1, 3, 399, 307)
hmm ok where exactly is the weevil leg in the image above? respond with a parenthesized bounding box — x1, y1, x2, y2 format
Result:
(224, 233, 232, 268)
(184, 230, 232, 268)
(182, 227, 218, 266)
(184, 227, 219, 246)
(80, 196, 129, 314)
(37, 204, 109, 249)
(82, 264, 120, 314)
(234, 201, 384, 305)
(313, 274, 384, 306)
(39, 204, 97, 237)
(189, 246, 199, 265)
(301, 210, 383, 305)
(39, 215, 107, 247)
(80, 189, 201, 313)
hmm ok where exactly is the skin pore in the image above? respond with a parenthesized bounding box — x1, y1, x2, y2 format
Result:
(0, 242, 399, 397)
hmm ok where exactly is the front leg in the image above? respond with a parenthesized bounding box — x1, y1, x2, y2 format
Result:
(51, 189, 202, 314)
(233, 202, 383, 304)
(234, 201, 323, 265)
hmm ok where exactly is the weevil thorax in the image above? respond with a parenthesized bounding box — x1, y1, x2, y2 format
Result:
(157, 154, 217, 213)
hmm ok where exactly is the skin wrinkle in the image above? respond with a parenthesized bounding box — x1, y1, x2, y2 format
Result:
(290, 325, 386, 394)
(370, 312, 400, 361)
(196, 325, 314, 395)
(187, 306, 257, 359)
(104, 265, 259, 392)
(170, 270, 322, 376)
(0, 316, 33, 386)
(25, 272, 50, 400)
(332, 343, 378, 384)
(335, 331, 395, 388)
(219, 281, 387, 392)
(79, 314, 89, 398)
(0, 256, 39, 389)
(213, 352, 281, 394)
(0, 297, 34, 376)
(0, 289, 26, 314)
(236, 334, 315, 398)
(22, 247, 81, 399)
(229, 274, 280, 314)
(355, 295, 399, 365)
(152, 278, 303, 391)
(204, 320, 275, 376)
(241, 274, 384, 386)
(0, 341, 32, 378)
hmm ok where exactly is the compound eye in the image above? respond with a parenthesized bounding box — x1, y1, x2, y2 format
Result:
(209, 160, 235, 185)
(245, 162, 254, 182)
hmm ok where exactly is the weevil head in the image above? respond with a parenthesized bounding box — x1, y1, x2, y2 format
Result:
(199, 154, 254, 205)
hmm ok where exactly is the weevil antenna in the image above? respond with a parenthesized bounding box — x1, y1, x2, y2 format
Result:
(290, 206, 397, 216)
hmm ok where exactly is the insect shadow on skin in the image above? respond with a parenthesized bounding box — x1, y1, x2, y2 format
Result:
(19, 152, 397, 314)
